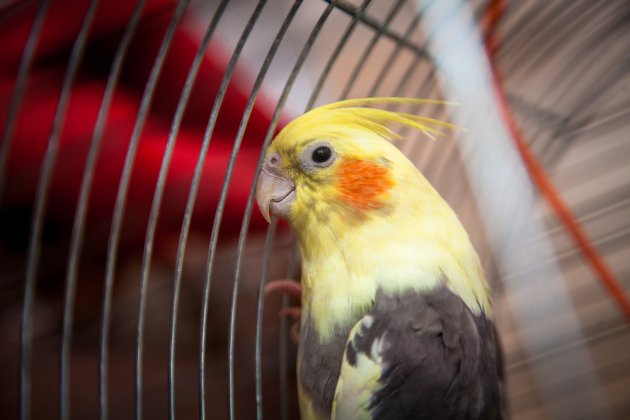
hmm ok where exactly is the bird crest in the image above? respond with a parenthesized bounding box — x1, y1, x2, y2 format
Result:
(276, 97, 456, 145)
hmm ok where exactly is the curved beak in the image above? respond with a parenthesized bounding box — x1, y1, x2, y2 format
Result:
(255, 153, 296, 223)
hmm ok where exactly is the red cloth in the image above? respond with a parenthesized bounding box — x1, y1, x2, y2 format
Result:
(0, 0, 276, 249)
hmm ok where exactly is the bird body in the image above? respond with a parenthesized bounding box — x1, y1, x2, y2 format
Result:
(256, 98, 506, 419)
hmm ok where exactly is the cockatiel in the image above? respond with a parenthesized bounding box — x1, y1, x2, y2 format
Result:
(255, 98, 506, 420)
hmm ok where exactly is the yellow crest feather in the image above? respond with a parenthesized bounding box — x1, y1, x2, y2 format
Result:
(277, 97, 456, 144)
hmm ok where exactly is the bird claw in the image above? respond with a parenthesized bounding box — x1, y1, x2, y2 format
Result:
(289, 322, 300, 344)
(278, 306, 301, 320)
(264, 279, 302, 299)
(265, 279, 302, 344)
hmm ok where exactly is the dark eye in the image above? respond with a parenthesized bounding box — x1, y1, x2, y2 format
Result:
(311, 146, 332, 163)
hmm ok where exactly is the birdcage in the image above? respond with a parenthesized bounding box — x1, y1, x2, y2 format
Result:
(1, 0, 629, 419)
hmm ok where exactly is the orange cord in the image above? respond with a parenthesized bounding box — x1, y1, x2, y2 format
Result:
(483, 0, 630, 323)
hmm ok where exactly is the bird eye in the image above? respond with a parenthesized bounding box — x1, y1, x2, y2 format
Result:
(311, 146, 332, 164)
(300, 141, 335, 171)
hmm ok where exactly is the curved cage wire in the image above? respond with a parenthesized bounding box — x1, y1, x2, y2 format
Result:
(0, 0, 628, 419)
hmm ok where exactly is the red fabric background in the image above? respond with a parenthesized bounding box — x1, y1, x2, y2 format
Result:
(0, 0, 275, 251)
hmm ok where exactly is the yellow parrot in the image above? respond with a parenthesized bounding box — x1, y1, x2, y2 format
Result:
(256, 98, 506, 419)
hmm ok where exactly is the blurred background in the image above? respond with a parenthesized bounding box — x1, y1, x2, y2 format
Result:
(0, 0, 628, 419)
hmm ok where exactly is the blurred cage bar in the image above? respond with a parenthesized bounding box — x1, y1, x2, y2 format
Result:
(0, 0, 628, 419)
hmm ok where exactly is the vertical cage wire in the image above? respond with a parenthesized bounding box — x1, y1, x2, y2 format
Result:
(0, 0, 50, 201)
(190, 0, 270, 417)
(102, 2, 190, 419)
(66, 1, 149, 419)
(18, 1, 100, 419)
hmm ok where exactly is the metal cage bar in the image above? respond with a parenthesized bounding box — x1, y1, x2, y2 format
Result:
(19, 2, 100, 419)
(0, 0, 50, 202)
(94, 1, 190, 419)
(60, 1, 149, 419)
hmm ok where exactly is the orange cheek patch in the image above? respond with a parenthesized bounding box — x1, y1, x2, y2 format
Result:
(336, 159, 394, 210)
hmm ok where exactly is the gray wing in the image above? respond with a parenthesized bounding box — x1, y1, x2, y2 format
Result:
(333, 285, 507, 420)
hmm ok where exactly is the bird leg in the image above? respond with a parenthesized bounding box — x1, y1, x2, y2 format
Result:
(265, 279, 302, 344)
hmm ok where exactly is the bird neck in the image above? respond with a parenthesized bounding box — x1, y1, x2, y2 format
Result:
(295, 184, 492, 342)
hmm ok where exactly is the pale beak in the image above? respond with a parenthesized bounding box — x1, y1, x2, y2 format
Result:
(255, 152, 296, 223)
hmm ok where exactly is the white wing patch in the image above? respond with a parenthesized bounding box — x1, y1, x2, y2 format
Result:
(331, 316, 387, 420)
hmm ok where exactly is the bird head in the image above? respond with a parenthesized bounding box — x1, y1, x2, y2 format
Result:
(255, 98, 451, 234)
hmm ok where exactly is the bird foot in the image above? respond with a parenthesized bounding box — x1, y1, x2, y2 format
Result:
(265, 279, 302, 344)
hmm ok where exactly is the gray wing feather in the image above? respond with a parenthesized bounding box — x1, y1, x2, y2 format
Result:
(335, 286, 507, 420)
